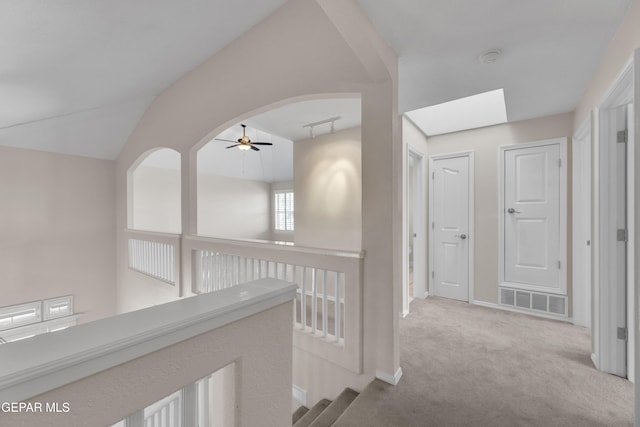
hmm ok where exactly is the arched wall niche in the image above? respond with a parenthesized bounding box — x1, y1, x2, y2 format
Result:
(128, 147, 182, 234)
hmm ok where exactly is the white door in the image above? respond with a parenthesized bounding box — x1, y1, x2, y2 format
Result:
(503, 143, 563, 292)
(430, 155, 470, 302)
(572, 121, 592, 328)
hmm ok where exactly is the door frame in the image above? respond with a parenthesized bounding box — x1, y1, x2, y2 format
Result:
(572, 117, 592, 328)
(498, 138, 568, 295)
(403, 145, 427, 317)
(593, 53, 635, 379)
(428, 151, 475, 303)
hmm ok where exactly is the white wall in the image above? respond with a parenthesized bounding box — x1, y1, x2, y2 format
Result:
(132, 166, 181, 234)
(116, 0, 401, 402)
(294, 126, 362, 251)
(198, 174, 271, 240)
(0, 146, 116, 324)
(426, 112, 574, 304)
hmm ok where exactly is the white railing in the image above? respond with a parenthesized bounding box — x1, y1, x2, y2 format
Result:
(123, 231, 364, 373)
(185, 235, 364, 373)
(126, 229, 181, 294)
(0, 279, 296, 427)
(196, 251, 345, 341)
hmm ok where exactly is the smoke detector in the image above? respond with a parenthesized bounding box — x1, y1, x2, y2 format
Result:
(479, 49, 502, 64)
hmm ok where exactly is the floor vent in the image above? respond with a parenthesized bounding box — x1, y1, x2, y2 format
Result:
(499, 287, 567, 318)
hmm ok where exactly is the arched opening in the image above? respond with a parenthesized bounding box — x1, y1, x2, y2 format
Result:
(128, 148, 182, 234)
(196, 96, 362, 251)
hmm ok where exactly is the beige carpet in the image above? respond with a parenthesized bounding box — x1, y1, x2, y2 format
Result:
(335, 296, 633, 426)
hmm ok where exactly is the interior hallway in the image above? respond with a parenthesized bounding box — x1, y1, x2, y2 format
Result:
(335, 297, 633, 426)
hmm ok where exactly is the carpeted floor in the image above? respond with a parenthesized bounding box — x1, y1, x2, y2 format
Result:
(335, 296, 633, 426)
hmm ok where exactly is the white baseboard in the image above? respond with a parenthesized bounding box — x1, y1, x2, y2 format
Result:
(376, 367, 403, 386)
(292, 384, 307, 406)
(472, 300, 572, 323)
(590, 353, 599, 369)
(401, 310, 410, 318)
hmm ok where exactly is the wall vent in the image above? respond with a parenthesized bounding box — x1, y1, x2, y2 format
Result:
(499, 286, 567, 318)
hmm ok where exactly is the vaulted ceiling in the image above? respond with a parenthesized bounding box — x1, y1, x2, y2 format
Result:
(0, 0, 632, 159)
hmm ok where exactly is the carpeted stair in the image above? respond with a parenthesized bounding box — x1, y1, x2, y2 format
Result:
(293, 388, 359, 427)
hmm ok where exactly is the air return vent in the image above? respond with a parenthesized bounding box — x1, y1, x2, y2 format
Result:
(499, 286, 567, 318)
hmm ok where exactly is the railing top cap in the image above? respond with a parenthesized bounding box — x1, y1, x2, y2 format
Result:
(0, 278, 296, 402)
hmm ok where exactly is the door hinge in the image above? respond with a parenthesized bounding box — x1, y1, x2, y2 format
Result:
(618, 327, 628, 341)
(558, 158, 562, 168)
(617, 229, 628, 242)
(432, 172, 435, 180)
(431, 271, 435, 279)
(617, 129, 628, 144)
(431, 222, 435, 230)
(557, 260, 561, 269)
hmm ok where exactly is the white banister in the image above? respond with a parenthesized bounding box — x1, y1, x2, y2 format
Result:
(183, 234, 364, 374)
(126, 229, 181, 296)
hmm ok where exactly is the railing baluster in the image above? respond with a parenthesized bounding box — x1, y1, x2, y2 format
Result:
(335, 271, 341, 342)
(311, 268, 317, 334)
(301, 266, 307, 330)
(322, 270, 328, 337)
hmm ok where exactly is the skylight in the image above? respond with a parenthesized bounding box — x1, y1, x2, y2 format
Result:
(405, 89, 507, 136)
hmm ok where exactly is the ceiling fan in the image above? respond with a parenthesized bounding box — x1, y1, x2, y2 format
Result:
(215, 124, 273, 151)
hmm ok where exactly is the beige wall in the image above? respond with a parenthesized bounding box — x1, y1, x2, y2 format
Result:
(115, 0, 401, 402)
(198, 174, 271, 241)
(132, 166, 181, 234)
(294, 126, 362, 251)
(0, 146, 116, 323)
(574, 1, 640, 127)
(4, 302, 293, 427)
(426, 112, 574, 304)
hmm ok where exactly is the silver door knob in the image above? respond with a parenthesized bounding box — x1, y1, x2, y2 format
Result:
(454, 234, 467, 239)
(507, 208, 521, 214)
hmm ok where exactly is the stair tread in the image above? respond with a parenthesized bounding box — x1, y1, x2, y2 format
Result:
(294, 399, 331, 427)
(292, 406, 310, 425)
(308, 388, 359, 427)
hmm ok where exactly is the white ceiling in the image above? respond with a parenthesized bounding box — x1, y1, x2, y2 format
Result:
(0, 0, 288, 159)
(357, 0, 632, 121)
(0, 0, 633, 158)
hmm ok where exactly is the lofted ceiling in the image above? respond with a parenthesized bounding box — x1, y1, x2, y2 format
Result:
(0, 0, 633, 159)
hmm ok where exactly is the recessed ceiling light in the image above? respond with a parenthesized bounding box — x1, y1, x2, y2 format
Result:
(479, 49, 502, 64)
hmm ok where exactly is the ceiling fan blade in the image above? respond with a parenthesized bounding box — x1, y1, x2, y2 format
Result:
(226, 144, 241, 149)
(251, 142, 273, 146)
(215, 138, 238, 143)
(250, 146, 260, 151)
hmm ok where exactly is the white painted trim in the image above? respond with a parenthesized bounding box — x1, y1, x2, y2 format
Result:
(406, 146, 427, 307)
(498, 138, 568, 296)
(428, 151, 475, 303)
(595, 55, 634, 378)
(0, 278, 297, 402)
(472, 300, 572, 323)
(185, 234, 364, 259)
(292, 384, 307, 406)
(572, 117, 592, 328)
(376, 367, 403, 386)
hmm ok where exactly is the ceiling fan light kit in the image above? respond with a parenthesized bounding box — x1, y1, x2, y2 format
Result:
(215, 124, 273, 151)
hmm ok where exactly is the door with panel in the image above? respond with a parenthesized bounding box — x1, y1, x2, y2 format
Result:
(430, 155, 470, 302)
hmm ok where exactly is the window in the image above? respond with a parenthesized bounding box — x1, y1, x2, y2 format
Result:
(0, 296, 76, 344)
(274, 191, 294, 231)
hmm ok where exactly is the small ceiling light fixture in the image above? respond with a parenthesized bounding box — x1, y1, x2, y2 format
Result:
(302, 116, 342, 139)
(479, 49, 502, 64)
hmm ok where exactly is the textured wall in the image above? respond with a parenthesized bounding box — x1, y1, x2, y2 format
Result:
(0, 145, 116, 324)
